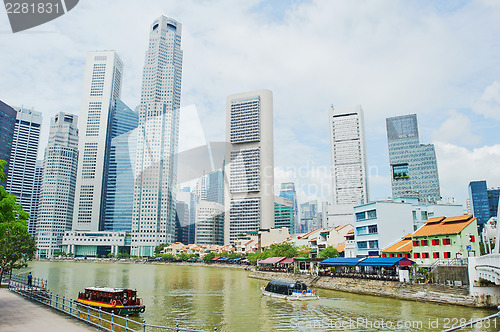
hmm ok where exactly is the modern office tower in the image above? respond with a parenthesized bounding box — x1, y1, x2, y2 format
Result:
(195, 175, 207, 202)
(29, 160, 43, 235)
(6, 106, 42, 221)
(327, 105, 369, 226)
(37, 112, 79, 258)
(274, 196, 295, 232)
(469, 180, 500, 229)
(386, 114, 440, 203)
(177, 190, 197, 244)
(300, 200, 318, 233)
(104, 102, 139, 232)
(279, 182, 298, 232)
(224, 89, 274, 244)
(195, 201, 224, 246)
(131, 16, 183, 256)
(0, 100, 16, 169)
(206, 169, 224, 205)
(73, 51, 124, 232)
(488, 188, 499, 219)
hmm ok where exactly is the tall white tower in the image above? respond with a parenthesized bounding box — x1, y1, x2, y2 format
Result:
(6, 106, 42, 233)
(224, 89, 274, 244)
(37, 112, 79, 258)
(73, 51, 123, 232)
(131, 16, 183, 257)
(327, 105, 369, 226)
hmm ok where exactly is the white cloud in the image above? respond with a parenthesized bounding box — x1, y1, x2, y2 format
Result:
(472, 81, 500, 122)
(435, 142, 500, 204)
(433, 110, 481, 146)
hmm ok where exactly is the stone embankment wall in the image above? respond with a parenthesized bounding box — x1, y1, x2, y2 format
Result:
(249, 271, 493, 308)
(431, 266, 469, 286)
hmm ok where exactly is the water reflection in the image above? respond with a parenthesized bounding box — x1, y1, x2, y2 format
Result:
(22, 261, 498, 332)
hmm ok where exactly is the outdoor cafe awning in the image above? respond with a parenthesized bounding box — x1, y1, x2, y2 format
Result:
(319, 258, 365, 266)
(258, 256, 286, 264)
(357, 257, 414, 267)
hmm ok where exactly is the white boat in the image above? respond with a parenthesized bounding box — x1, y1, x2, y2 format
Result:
(261, 280, 319, 300)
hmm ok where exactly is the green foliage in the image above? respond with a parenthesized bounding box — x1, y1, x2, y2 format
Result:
(202, 252, 216, 262)
(161, 253, 174, 259)
(107, 253, 115, 258)
(246, 243, 305, 265)
(176, 252, 198, 261)
(0, 160, 37, 281)
(318, 246, 340, 259)
(154, 243, 169, 256)
(116, 252, 130, 258)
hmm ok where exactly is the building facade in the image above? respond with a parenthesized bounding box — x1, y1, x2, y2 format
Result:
(468, 181, 490, 227)
(6, 106, 42, 231)
(131, 16, 184, 256)
(62, 231, 130, 257)
(274, 196, 295, 232)
(36, 112, 79, 258)
(279, 182, 298, 232)
(73, 51, 124, 232)
(195, 201, 224, 246)
(328, 105, 369, 226)
(386, 114, 440, 203)
(300, 200, 318, 234)
(224, 89, 274, 244)
(0, 100, 17, 171)
(29, 160, 43, 235)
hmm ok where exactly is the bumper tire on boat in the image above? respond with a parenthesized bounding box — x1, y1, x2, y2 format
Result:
(140, 307, 145, 313)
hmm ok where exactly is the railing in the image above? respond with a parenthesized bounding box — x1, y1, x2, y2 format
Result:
(8, 275, 217, 332)
(430, 258, 467, 271)
(441, 306, 500, 331)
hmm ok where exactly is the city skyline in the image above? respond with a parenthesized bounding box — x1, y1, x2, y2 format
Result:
(0, 1, 499, 207)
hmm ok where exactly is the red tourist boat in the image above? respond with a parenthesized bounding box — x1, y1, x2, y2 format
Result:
(77, 287, 145, 315)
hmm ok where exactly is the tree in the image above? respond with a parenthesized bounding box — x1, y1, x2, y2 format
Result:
(202, 252, 216, 263)
(154, 243, 169, 256)
(318, 246, 339, 259)
(0, 160, 37, 283)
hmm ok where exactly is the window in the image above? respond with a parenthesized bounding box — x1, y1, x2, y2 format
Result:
(357, 241, 367, 249)
(368, 225, 378, 234)
(422, 252, 429, 259)
(382, 254, 387, 257)
(414, 253, 420, 259)
(421, 211, 428, 220)
(404, 253, 410, 259)
(355, 212, 365, 221)
(420, 239, 428, 246)
(366, 210, 377, 219)
(443, 252, 451, 259)
(442, 238, 451, 245)
(469, 235, 475, 243)
(433, 252, 440, 259)
(412, 240, 419, 247)
(393, 163, 409, 180)
(431, 239, 440, 246)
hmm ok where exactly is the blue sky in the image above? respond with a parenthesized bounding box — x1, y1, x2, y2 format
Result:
(0, 0, 499, 208)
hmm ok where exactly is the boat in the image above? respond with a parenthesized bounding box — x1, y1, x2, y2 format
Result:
(260, 279, 319, 300)
(77, 287, 145, 315)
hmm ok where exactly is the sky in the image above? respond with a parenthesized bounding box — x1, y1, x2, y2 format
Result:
(1, 0, 499, 209)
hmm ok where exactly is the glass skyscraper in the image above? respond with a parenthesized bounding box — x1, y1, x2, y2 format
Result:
(386, 114, 440, 203)
(279, 182, 298, 233)
(29, 160, 43, 235)
(104, 100, 138, 232)
(274, 196, 295, 233)
(132, 16, 183, 256)
(469, 180, 499, 228)
(0, 100, 16, 171)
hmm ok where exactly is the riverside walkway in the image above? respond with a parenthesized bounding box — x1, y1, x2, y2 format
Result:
(0, 287, 97, 332)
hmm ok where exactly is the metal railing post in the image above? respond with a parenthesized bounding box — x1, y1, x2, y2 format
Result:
(70, 299, 72, 315)
(55, 293, 58, 309)
(214, 328, 218, 332)
(78, 302, 81, 318)
(111, 310, 114, 331)
(87, 305, 90, 323)
(98, 306, 102, 327)
(62, 296, 65, 311)
(125, 314, 129, 331)
(49, 292, 52, 307)
(142, 319, 146, 332)
(176, 323, 179, 332)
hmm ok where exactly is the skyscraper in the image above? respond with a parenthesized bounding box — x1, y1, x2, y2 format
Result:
(300, 200, 318, 233)
(0, 100, 17, 170)
(205, 169, 224, 205)
(328, 105, 369, 226)
(274, 196, 295, 232)
(224, 89, 274, 244)
(29, 160, 43, 235)
(73, 51, 124, 232)
(6, 106, 42, 229)
(386, 114, 440, 203)
(131, 16, 183, 256)
(104, 102, 138, 232)
(195, 201, 224, 246)
(279, 182, 298, 233)
(469, 180, 499, 229)
(37, 112, 79, 258)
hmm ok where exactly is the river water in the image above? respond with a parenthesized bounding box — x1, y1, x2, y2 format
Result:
(21, 261, 498, 332)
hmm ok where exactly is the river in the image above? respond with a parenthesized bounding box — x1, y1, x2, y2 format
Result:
(20, 261, 499, 331)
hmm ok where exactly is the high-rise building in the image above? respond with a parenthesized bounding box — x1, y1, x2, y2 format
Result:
(0, 100, 17, 170)
(279, 182, 298, 232)
(300, 200, 318, 233)
(386, 114, 440, 203)
(206, 169, 224, 205)
(6, 106, 42, 227)
(274, 196, 295, 233)
(224, 89, 274, 244)
(177, 190, 197, 244)
(37, 112, 79, 258)
(29, 160, 43, 235)
(131, 16, 183, 256)
(328, 105, 369, 226)
(195, 201, 224, 246)
(488, 188, 499, 219)
(469, 180, 499, 229)
(73, 51, 124, 232)
(104, 109, 138, 232)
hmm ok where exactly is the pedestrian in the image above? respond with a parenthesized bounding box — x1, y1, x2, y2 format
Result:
(27, 272, 32, 287)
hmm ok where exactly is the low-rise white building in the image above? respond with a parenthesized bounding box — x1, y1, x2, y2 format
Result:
(62, 231, 129, 257)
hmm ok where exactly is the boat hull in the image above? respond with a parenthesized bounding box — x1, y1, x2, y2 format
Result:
(76, 299, 145, 315)
(260, 286, 319, 301)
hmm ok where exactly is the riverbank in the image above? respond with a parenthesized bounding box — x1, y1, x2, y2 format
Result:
(249, 270, 495, 308)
